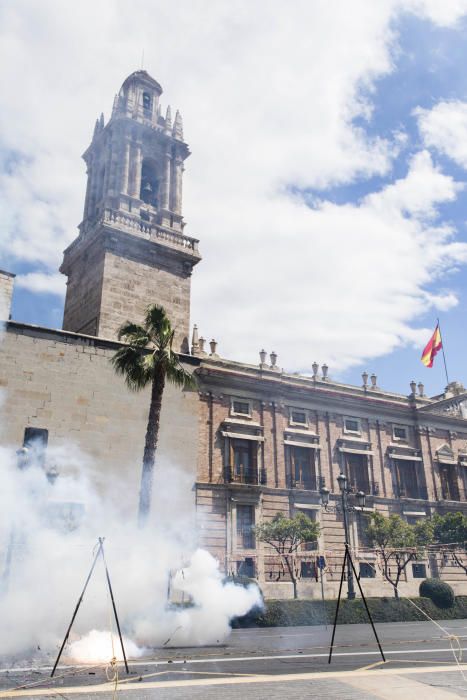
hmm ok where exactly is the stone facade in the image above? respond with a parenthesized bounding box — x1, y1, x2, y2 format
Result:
(193, 357, 467, 599)
(0, 321, 200, 522)
(0, 270, 15, 321)
(2, 70, 467, 600)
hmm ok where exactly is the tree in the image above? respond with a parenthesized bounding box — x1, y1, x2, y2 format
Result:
(432, 511, 467, 575)
(254, 512, 320, 599)
(111, 305, 195, 526)
(366, 512, 433, 598)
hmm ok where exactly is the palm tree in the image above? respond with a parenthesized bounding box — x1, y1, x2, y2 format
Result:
(111, 304, 195, 527)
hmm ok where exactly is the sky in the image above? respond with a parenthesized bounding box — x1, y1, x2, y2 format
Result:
(2, 1, 467, 396)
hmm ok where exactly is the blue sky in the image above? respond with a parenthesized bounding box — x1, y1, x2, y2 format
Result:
(2, 1, 467, 397)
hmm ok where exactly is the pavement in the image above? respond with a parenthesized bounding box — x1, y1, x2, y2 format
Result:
(1, 620, 467, 698)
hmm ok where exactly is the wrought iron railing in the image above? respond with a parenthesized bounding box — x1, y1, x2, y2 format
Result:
(226, 465, 259, 485)
(289, 475, 325, 491)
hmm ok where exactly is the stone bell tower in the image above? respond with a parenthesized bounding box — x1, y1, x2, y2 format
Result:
(60, 70, 201, 352)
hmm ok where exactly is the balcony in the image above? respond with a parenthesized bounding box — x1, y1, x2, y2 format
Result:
(441, 483, 462, 502)
(347, 480, 380, 496)
(226, 465, 259, 485)
(289, 475, 325, 491)
(396, 485, 428, 500)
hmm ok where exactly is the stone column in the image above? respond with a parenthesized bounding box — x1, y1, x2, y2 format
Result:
(83, 162, 92, 219)
(161, 151, 171, 209)
(122, 141, 130, 195)
(129, 143, 142, 198)
(172, 155, 183, 214)
(133, 144, 143, 199)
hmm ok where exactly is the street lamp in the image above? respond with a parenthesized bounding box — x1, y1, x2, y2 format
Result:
(320, 474, 366, 601)
(337, 472, 355, 600)
(320, 486, 330, 507)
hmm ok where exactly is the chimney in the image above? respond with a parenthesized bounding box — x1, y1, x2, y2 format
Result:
(191, 324, 199, 355)
(0, 270, 15, 321)
(270, 351, 278, 371)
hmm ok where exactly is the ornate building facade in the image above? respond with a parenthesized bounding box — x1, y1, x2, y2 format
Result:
(1, 71, 467, 599)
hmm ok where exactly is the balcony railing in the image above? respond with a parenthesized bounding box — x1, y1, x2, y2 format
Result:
(441, 483, 462, 501)
(289, 475, 325, 491)
(226, 466, 259, 485)
(348, 481, 380, 496)
(396, 485, 428, 500)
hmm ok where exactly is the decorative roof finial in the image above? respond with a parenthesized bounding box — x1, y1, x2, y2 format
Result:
(165, 106, 172, 130)
(191, 325, 199, 355)
(173, 110, 183, 139)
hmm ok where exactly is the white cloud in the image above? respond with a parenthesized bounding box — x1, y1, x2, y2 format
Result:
(406, 0, 467, 27)
(15, 272, 66, 296)
(0, 1, 467, 371)
(193, 150, 467, 371)
(416, 100, 467, 168)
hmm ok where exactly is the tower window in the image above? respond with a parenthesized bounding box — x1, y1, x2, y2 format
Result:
(142, 92, 152, 112)
(140, 158, 159, 207)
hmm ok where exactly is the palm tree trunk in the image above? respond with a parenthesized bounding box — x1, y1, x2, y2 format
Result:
(138, 365, 166, 527)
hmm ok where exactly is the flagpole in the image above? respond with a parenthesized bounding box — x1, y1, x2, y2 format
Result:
(437, 318, 450, 387)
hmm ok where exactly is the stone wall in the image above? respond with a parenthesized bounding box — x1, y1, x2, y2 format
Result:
(0, 270, 15, 321)
(0, 322, 200, 523)
(61, 228, 193, 353)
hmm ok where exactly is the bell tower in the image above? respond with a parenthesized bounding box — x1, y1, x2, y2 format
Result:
(60, 70, 201, 353)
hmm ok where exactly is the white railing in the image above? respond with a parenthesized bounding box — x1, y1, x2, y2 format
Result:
(103, 209, 199, 253)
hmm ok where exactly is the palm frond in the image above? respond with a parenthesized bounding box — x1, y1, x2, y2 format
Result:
(166, 363, 196, 390)
(117, 322, 150, 347)
(111, 346, 152, 390)
(145, 305, 172, 341)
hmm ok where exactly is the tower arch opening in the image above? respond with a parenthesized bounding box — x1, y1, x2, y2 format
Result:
(140, 157, 159, 208)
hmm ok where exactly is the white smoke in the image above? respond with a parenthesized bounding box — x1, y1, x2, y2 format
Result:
(0, 443, 262, 663)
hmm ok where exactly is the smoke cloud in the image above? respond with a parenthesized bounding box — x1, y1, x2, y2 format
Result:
(0, 442, 261, 664)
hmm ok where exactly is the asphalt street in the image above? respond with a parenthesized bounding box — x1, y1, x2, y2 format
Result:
(1, 620, 467, 698)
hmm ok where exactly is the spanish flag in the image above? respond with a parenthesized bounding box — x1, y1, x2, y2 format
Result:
(421, 323, 442, 368)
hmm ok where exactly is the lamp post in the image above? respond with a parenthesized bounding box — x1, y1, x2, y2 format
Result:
(320, 474, 366, 601)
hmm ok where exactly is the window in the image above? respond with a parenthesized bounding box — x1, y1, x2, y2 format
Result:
(393, 425, 408, 442)
(359, 562, 375, 578)
(140, 158, 159, 207)
(290, 409, 307, 426)
(237, 558, 255, 578)
(23, 427, 48, 468)
(231, 399, 251, 417)
(440, 465, 460, 501)
(393, 460, 420, 499)
(301, 561, 316, 579)
(290, 447, 316, 490)
(344, 417, 361, 435)
(344, 453, 370, 493)
(142, 91, 152, 111)
(232, 439, 258, 484)
(236, 505, 255, 549)
(412, 563, 426, 578)
(356, 512, 372, 548)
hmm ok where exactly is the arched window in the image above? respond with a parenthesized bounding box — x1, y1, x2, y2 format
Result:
(142, 92, 152, 113)
(140, 158, 159, 207)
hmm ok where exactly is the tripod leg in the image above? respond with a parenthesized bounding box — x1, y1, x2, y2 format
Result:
(328, 546, 347, 664)
(348, 550, 385, 662)
(101, 544, 129, 674)
(51, 542, 103, 677)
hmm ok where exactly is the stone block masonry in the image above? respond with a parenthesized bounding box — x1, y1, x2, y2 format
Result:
(0, 270, 15, 321)
(0, 321, 200, 521)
